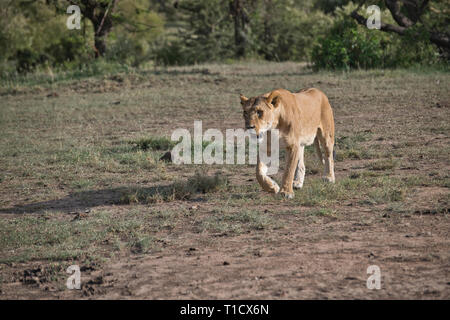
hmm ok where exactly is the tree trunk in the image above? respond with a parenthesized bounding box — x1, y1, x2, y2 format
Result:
(263, 0, 274, 59)
(94, 34, 107, 58)
(79, 0, 117, 58)
(92, 17, 114, 57)
(230, 0, 249, 58)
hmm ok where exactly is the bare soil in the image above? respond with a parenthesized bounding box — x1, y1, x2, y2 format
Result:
(0, 63, 449, 299)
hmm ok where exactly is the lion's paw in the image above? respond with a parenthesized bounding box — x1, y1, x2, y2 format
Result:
(322, 176, 335, 183)
(273, 184, 280, 194)
(293, 181, 303, 189)
(280, 190, 294, 199)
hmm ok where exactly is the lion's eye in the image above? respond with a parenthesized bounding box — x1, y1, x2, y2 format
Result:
(257, 110, 263, 118)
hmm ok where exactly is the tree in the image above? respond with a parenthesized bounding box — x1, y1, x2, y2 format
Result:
(229, 0, 250, 57)
(108, 0, 164, 66)
(41, 0, 118, 57)
(314, 0, 352, 13)
(350, 0, 450, 57)
(66, 0, 118, 57)
(0, 0, 89, 72)
(48, 0, 163, 59)
(172, 0, 234, 64)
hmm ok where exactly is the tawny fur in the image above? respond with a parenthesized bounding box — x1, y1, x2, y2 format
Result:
(240, 88, 335, 198)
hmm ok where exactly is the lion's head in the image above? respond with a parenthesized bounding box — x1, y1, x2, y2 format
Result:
(239, 92, 281, 140)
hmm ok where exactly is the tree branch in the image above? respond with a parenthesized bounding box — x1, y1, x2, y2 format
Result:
(385, 0, 414, 27)
(350, 9, 407, 35)
(350, 3, 450, 51)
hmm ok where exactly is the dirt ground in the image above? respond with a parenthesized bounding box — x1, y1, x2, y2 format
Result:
(0, 62, 449, 299)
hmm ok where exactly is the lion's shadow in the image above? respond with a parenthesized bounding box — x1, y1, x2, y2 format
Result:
(0, 185, 183, 215)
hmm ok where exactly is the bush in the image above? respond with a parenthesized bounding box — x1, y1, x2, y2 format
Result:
(154, 0, 234, 66)
(312, 4, 441, 70)
(387, 26, 441, 68)
(106, 0, 164, 67)
(254, 4, 332, 62)
(153, 40, 192, 66)
(312, 18, 385, 70)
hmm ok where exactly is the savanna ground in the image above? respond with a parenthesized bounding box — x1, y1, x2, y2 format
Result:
(0, 62, 449, 299)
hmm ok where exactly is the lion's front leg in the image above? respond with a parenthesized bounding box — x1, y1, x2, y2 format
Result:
(256, 160, 280, 194)
(280, 145, 299, 199)
(255, 130, 280, 194)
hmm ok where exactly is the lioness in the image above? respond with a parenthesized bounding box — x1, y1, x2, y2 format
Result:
(240, 88, 335, 198)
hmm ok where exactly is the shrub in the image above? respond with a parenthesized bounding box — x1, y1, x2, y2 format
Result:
(253, 3, 332, 62)
(311, 4, 441, 70)
(312, 18, 385, 70)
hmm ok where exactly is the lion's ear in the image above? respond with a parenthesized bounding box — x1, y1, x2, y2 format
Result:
(240, 94, 249, 105)
(266, 91, 281, 108)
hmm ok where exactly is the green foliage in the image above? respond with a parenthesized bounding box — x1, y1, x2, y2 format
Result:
(154, 0, 332, 65)
(252, 1, 332, 61)
(0, 0, 445, 72)
(155, 0, 235, 65)
(0, 0, 164, 74)
(153, 39, 188, 66)
(107, 0, 164, 67)
(311, 4, 442, 70)
(388, 26, 441, 68)
(314, 0, 354, 13)
(312, 18, 385, 70)
(0, 0, 91, 74)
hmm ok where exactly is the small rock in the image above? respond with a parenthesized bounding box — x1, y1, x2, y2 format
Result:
(87, 276, 103, 285)
(72, 213, 88, 221)
(223, 261, 230, 266)
(159, 151, 172, 162)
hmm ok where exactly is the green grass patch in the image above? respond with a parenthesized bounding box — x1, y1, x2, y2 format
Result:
(293, 174, 407, 206)
(368, 158, 398, 171)
(306, 208, 337, 217)
(200, 208, 281, 234)
(130, 136, 176, 151)
(0, 210, 164, 264)
(119, 171, 228, 204)
(335, 132, 376, 161)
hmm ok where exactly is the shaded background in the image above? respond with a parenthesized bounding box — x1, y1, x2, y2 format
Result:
(0, 0, 448, 76)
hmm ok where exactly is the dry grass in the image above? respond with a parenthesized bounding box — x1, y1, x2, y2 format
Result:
(0, 62, 449, 298)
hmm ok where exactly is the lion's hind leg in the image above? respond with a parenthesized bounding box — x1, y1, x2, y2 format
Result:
(314, 137, 325, 165)
(317, 128, 335, 183)
(293, 146, 305, 189)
